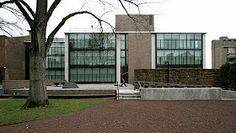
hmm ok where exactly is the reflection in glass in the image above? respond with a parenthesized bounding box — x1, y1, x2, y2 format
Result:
(45, 40, 64, 80)
(156, 33, 203, 68)
(69, 33, 116, 83)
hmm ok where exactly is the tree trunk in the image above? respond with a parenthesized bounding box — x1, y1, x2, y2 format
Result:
(24, 55, 48, 108)
(23, 28, 49, 108)
(23, 0, 49, 108)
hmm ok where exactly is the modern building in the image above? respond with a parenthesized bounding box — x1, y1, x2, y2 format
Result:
(45, 38, 65, 80)
(65, 33, 116, 83)
(63, 15, 206, 84)
(0, 14, 206, 84)
(24, 38, 65, 80)
(212, 37, 236, 69)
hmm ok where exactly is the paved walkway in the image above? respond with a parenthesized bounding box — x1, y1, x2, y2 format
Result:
(1, 100, 235, 133)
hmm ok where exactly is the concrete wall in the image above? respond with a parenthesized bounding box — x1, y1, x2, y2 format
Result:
(140, 87, 222, 100)
(116, 15, 154, 32)
(7, 36, 29, 80)
(0, 36, 7, 66)
(0, 36, 30, 81)
(222, 90, 236, 99)
(2, 80, 29, 89)
(0, 36, 7, 83)
(135, 69, 220, 86)
(128, 33, 152, 83)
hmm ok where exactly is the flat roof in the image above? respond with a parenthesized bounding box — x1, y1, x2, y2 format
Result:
(65, 31, 206, 34)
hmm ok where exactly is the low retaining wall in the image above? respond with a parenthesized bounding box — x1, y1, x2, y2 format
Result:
(4, 88, 116, 97)
(2, 80, 29, 89)
(140, 87, 222, 100)
(2, 80, 66, 89)
(222, 90, 236, 99)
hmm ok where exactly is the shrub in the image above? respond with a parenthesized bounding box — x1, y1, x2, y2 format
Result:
(218, 62, 236, 90)
(229, 62, 236, 90)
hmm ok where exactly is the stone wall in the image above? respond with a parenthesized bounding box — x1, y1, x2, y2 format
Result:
(134, 69, 220, 86)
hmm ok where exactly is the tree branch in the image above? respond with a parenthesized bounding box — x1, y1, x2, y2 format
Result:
(123, 0, 140, 8)
(0, 17, 22, 36)
(13, 0, 33, 27)
(20, 0, 35, 18)
(118, 0, 141, 15)
(46, 0, 61, 21)
(118, 0, 131, 17)
(117, 0, 141, 31)
(45, 10, 114, 57)
(0, 0, 14, 8)
(2, 5, 22, 19)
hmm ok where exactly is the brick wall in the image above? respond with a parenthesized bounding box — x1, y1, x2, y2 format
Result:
(134, 69, 220, 86)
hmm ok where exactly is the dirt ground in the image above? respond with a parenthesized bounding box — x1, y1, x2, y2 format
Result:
(0, 100, 236, 133)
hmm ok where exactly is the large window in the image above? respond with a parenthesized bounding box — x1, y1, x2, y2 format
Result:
(119, 34, 128, 82)
(69, 33, 116, 83)
(156, 33, 204, 68)
(45, 39, 65, 80)
(120, 34, 128, 67)
(228, 47, 236, 54)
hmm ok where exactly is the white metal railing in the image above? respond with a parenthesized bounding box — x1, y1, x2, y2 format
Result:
(116, 81, 119, 100)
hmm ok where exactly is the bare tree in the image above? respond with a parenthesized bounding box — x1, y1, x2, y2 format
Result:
(0, 0, 149, 108)
(0, 1, 23, 35)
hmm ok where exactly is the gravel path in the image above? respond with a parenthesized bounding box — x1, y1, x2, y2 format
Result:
(1, 100, 236, 133)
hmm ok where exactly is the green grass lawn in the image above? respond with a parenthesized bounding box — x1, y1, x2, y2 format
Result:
(0, 98, 110, 126)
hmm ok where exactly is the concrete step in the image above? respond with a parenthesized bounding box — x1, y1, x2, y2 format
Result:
(119, 92, 140, 95)
(117, 88, 141, 100)
(118, 97, 141, 100)
(118, 93, 141, 100)
(119, 94, 140, 97)
(118, 96, 141, 100)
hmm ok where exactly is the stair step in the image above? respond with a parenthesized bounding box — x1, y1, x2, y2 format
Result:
(118, 94, 141, 100)
(118, 94, 140, 97)
(119, 93, 140, 95)
(117, 88, 140, 100)
(119, 96, 141, 99)
(118, 97, 141, 100)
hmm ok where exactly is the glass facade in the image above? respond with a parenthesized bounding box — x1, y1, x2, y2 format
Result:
(68, 33, 116, 83)
(45, 39, 65, 80)
(119, 34, 128, 82)
(120, 34, 128, 67)
(155, 33, 203, 68)
(43, 32, 204, 82)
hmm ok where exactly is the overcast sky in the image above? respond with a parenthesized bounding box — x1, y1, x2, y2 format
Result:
(1, 0, 236, 68)
(156, 0, 236, 68)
